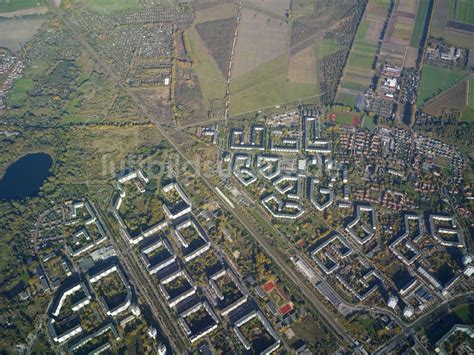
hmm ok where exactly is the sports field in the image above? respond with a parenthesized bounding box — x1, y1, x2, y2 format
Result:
(417, 65, 464, 105)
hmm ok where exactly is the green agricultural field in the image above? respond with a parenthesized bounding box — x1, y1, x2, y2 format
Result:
(0, 0, 44, 12)
(337, 0, 390, 105)
(449, 0, 474, 24)
(340, 80, 368, 92)
(456, 0, 474, 24)
(355, 21, 369, 41)
(335, 93, 358, 107)
(85, 0, 140, 13)
(229, 54, 318, 115)
(417, 65, 464, 105)
(184, 27, 227, 106)
(410, 0, 430, 47)
(6, 77, 34, 107)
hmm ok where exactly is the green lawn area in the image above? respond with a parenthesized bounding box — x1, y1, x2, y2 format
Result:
(417, 65, 465, 105)
(0, 0, 44, 12)
(357, 318, 376, 337)
(229, 54, 318, 115)
(6, 77, 34, 107)
(462, 77, 474, 121)
(85, 0, 140, 13)
(457, 1, 474, 24)
(454, 304, 474, 325)
(410, 0, 429, 47)
(185, 27, 226, 107)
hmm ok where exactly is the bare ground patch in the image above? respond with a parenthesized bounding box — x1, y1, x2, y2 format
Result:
(403, 46, 418, 68)
(365, 19, 385, 43)
(0, 18, 46, 51)
(423, 80, 468, 117)
(245, 0, 290, 18)
(232, 8, 289, 77)
(398, 0, 417, 14)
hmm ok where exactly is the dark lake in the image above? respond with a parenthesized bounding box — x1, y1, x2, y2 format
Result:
(0, 152, 53, 201)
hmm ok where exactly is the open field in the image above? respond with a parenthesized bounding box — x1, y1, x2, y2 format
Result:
(6, 77, 34, 107)
(246, 0, 289, 16)
(232, 8, 289, 77)
(336, 0, 390, 106)
(184, 26, 227, 106)
(423, 79, 468, 116)
(229, 54, 318, 115)
(462, 78, 474, 121)
(0, 18, 46, 51)
(417, 65, 465, 105)
(84, 0, 140, 13)
(193, 3, 238, 24)
(189, 0, 361, 114)
(290, 0, 315, 18)
(288, 43, 316, 84)
(0, 0, 44, 12)
(244, 0, 290, 20)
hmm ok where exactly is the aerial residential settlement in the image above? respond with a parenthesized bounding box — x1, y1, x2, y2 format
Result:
(0, 0, 473, 354)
